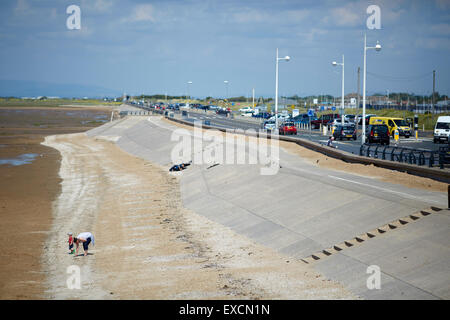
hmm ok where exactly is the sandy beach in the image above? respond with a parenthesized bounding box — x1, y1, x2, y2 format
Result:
(41, 132, 356, 299)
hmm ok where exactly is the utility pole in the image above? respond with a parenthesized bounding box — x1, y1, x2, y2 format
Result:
(357, 67, 360, 110)
(387, 89, 389, 108)
(252, 88, 255, 109)
(432, 70, 436, 124)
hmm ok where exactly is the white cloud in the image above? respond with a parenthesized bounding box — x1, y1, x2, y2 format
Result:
(132, 4, 156, 22)
(430, 23, 450, 35)
(232, 10, 266, 23)
(50, 8, 57, 19)
(14, 0, 31, 15)
(81, 0, 114, 13)
(230, 8, 309, 25)
(123, 4, 156, 23)
(330, 7, 360, 27)
(285, 9, 310, 23)
(436, 0, 450, 10)
(415, 37, 450, 50)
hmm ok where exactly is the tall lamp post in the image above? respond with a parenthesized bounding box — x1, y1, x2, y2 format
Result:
(332, 55, 345, 125)
(362, 33, 381, 145)
(224, 80, 229, 100)
(187, 81, 192, 102)
(252, 88, 255, 110)
(275, 48, 290, 130)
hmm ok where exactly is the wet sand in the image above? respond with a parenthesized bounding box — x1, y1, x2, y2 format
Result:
(0, 106, 111, 299)
(0, 136, 60, 299)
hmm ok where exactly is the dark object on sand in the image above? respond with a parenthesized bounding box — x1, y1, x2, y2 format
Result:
(169, 161, 192, 172)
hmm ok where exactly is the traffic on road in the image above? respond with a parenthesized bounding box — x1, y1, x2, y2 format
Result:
(127, 101, 450, 168)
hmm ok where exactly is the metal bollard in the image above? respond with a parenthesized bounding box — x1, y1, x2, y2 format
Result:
(448, 185, 450, 209)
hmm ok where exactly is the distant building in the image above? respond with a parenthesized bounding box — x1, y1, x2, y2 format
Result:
(437, 100, 450, 107)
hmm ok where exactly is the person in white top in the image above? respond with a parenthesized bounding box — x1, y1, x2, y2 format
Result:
(73, 232, 95, 256)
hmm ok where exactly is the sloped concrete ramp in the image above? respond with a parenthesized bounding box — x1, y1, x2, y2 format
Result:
(87, 116, 449, 299)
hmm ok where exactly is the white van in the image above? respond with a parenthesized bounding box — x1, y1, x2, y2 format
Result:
(434, 116, 450, 143)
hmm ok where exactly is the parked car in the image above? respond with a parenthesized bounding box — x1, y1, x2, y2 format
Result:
(252, 112, 272, 119)
(292, 113, 318, 124)
(198, 105, 209, 111)
(263, 120, 276, 131)
(279, 122, 297, 135)
(369, 117, 411, 138)
(357, 114, 376, 125)
(329, 118, 351, 127)
(344, 114, 356, 122)
(216, 108, 230, 116)
(433, 116, 450, 143)
(333, 124, 357, 140)
(268, 113, 290, 122)
(311, 113, 341, 129)
(239, 106, 253, 113)
(365, 124, 390, 145)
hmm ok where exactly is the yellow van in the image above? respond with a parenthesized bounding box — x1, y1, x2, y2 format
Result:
(369, 117, 411, 138)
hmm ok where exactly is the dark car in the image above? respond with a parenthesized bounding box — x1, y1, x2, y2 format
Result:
(216, 108, 230, 116)
(357, 114, 376, 126)
(365, 124, 390, 145)
(333, 124, 357, 140)
(292, 113, 318, 124)
(311, 113, 341, 129)
(252, 112, 271, 119)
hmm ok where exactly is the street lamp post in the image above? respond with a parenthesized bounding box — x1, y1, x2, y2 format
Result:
(187, 81, 192, 102)
(252, 88, 255, 110)
(332, 55, 345, 125)
(362, 33, 381, 145)
(275, 48, 290, 130)
(224, 80, 229, 100)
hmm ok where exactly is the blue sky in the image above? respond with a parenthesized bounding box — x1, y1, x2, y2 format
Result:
(0, 0, 449, 98)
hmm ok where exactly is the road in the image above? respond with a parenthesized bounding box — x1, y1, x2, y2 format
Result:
(181, 110, 440, 156)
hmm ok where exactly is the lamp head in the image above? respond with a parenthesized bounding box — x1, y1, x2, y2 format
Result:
(332, 61, 337, 66)
(375, 41, 381, 52)
(284, 56, 290, 62)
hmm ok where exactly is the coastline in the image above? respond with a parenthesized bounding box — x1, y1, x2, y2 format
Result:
(0, 106, 112, 299)
(0, 135, 61, 299)
(39, 128, 355, 299)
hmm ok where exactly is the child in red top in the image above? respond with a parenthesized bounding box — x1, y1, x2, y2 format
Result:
(68, 233, 74, 254)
